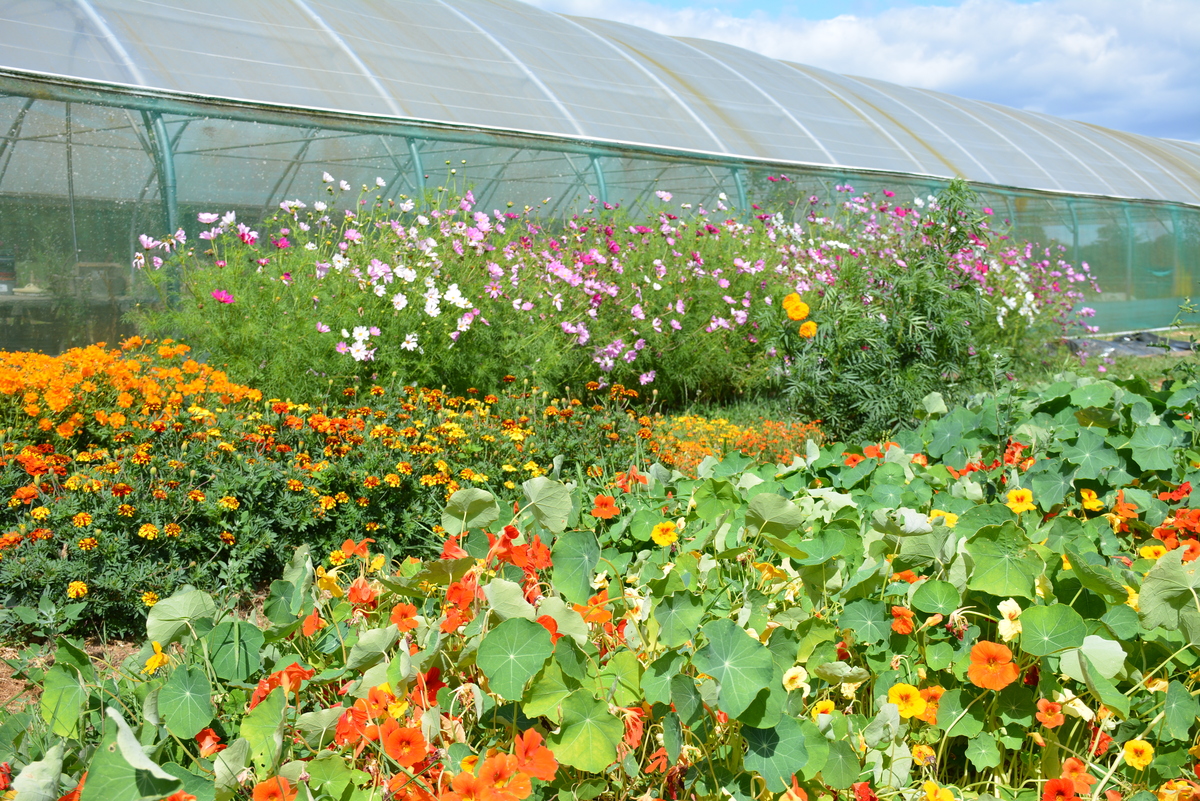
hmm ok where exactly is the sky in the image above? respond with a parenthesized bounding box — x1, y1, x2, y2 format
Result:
(523, 0, 1200, 143)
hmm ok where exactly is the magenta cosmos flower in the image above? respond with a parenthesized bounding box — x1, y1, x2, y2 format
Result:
(211, 289, 234, 304)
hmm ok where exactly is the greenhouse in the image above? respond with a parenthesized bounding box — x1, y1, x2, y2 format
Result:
(0, 0, 1197, 350)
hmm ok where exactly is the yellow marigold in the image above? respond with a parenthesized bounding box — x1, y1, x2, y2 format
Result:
(810, 699, 836, 721)
(164, 523, 181, 537)
(219, 531, 236, 545)
(137, 523, 159, 541)
(329, 549, 347, 566)
(30, 506, 49, 520)
(141, 641, 169, 675)
(798, 320, 818, 338)
(67, 580, 88, 599)
(72, 512, 93, 528)
(117, 504, 135, 517)
(187, 489, 205, 502)
(1123, 739, 1154, 770)
(77, 537, 98, 550)
(142, 591, 159, 607)
(1005, 488, 1036, 514)
(218, 496, 239, 511)
(651, 521, 678, 547)
(888, 683, 928, 719)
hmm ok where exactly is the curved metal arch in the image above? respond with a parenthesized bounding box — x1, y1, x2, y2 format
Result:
(907, 87, 1061, 190)
(957, 99, 1119, 196)
(1012, 112, 1163, 200)
(669, 38, 836, 165)
(1078, 124, 1200, 203)
(72, 0, 146, 85)
(288, 0, 404, 117)
(778, 63, 926, 173)
(432, 0, 585, 137)
(836, 75, 997, 182)
(558, 16, 729, 154)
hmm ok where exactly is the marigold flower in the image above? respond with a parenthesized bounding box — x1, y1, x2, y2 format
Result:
(782, 293, 809, 321)
(1036, 699, 1065, 728)
(1042, 778, 1077, 801)
(217, 495, 239, 511)
(141, 591, 159, 607)
(67, 580, 88, 599)
(142, 641, 169, 675)
(1005, 488, 1036, 514)
(219, 531, 236, 546)
(137, 523, 159, 541)
(798, 320, 818, 338)
(891, 606, 916, 635)
(967, 640, 1019, 690)
(1123, 739, 1154, 770)
(187, 489, 205, 502)
(77, 537, 98, 551)
(888, 683, 927, 719)
(651, 521, 678, 546)
(71, 512, 92, 528)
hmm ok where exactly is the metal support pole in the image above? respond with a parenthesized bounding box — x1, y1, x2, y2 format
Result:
(732, 167, 748, 216)
(1067, 199, 1080, 266)
(1122, 205, 1135, 300)
(590, 155, 607, 206)
(65, 103, 80, 263)
(144, 111, 178, 233)
(408, 139, 425, 205)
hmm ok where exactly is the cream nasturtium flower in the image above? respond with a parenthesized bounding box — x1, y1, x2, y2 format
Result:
(997, 598, 1023, 642)
(782, 666, 810, 696)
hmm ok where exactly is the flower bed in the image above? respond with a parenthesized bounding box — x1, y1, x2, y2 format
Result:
(3, 370, 1198, 801)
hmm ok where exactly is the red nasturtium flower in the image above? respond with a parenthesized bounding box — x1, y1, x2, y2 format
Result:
(513, 728, 559, 781)
(891, 606, 916, 635)
(536, 615, 562, 644)
(613, 466, 648, 492)
(590, 494, 620, 519)
(1041, 778, 1077, 801)
(967, 641, 1020, 690)
(56, 771, 86, 801)
(1036, 699, 1065, 728)
(252, 776, 298, 801)
(853, 781, 878, 801)
(195, 727, 226, 757)
(843, 453, 865, 467)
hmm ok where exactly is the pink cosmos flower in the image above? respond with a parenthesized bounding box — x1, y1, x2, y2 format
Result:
(211, 290, 234, 304)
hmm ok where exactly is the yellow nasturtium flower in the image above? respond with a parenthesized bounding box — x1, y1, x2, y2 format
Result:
(1005, 488, 1036, 514)
(1079, 488, 1105, 511)
(1123, 739, 1154, 770)
(142, 641, 169, 675)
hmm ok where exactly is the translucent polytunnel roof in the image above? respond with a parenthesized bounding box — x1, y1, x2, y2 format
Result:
(2, 0, 1199, 205)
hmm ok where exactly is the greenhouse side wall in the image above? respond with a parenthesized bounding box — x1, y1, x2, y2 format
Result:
(0, 73, 1197, 355)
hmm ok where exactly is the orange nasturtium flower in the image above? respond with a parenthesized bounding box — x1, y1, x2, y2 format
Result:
(1005, 488, 1036, 515)
(1113, 491, 1139, 519)
(390, 602, 419, 632)
(195, 727, 226, 757)
(1060, 758, 1096, 794)
(301, 610, 326, 637)
(1122, 739, 1154, 770)
(1041, 778, 1077, 801)
(1036, 699, 1065, 728)
(347, 577, 378, 606)
(887, 683, 927, 719)
(514, 728, 559, 781)
(590, 494, 620, 520)
(252, 776, 298, 801)
(891, 606, 916, 635)
(967, 641, 1020, 690)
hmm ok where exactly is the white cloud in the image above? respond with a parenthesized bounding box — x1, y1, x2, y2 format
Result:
(525, 0, 1200, 142)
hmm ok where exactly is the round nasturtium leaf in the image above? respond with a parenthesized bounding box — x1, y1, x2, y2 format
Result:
(911, 580, 960, 615)
(837, 600, 888, 644)
(742, 715, 808, 792)
(476, 618, 553, 701)
(1019, 604, 1086, 656)
(692, 619, 774, 720)
(545, 694, 624, 772)
(158, 665, 214, 739)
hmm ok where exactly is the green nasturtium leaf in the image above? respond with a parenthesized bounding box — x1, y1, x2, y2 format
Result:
(523, 659, 577, 723)
(551, 530, 601, 605)
(692, 619, 775, 720)
(742, 715, 808, 792)
(146, 589, 217, 644)
(1064, 545, 1127, 600)
(1059, 636, 1126, 683)
(208, 621, 264, 682)
(1163, 680, 1199, 741)
(240, 687, 286, 773)
(1062, 429, 1120, 480)
(1129, 425, 1177, 472)
(79, 709, 182, 801)
(12, 743, 63, 801)
(821, 741, 862, 789)
(1078, 653, 1130, 718)
(965, 733, 1002, 770)
(523, 476, 572, 533)
(483, 578, 536, 621)
(965, 523, 1041, 599)
(545, 694, 623, 772)
(442, 488, 499, 536)
(911, 580, 960, 615)
(476, 618, 553, 701)
(158, 665, 213, 739)
(837, 600, 889, 644)
(39, 665, 87, 738)
(1019, 604, 1086, 656)
(936, 689, 985, 738)
(1138, 549, 1200, 632)
(654, 592, 706, 648)
(643, 652, 685, 706)
(746, 493, 805, 537)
